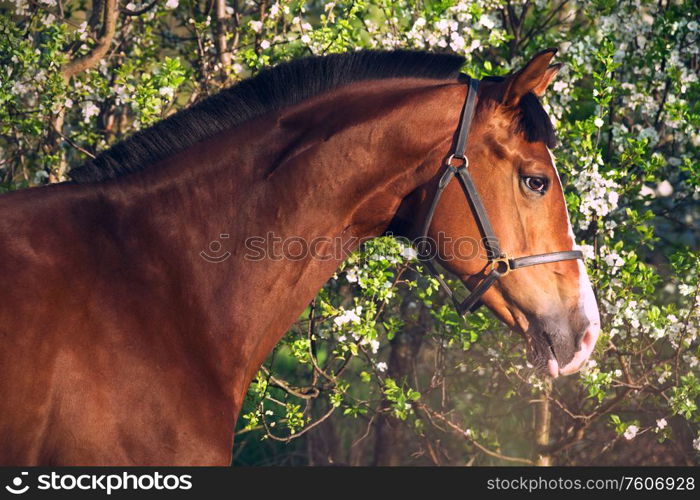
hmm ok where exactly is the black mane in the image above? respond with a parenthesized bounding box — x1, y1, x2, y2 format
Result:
(69, 51, 557, 184)
(69, 50, 466, 183)
(517, 92, 557, 148)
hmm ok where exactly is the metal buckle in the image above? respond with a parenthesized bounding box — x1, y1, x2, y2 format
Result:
(446, 154, 468, 168)
(486, 254, 511, 276)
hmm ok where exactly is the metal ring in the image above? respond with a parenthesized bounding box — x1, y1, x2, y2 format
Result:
(486, 254, 511, 276)
(446, 154, 468, 168)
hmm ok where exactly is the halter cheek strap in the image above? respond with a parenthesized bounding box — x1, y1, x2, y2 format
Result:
(417, 77, 583, 317)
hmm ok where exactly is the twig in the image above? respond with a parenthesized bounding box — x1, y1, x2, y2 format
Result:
(55, 130, 96, 159)
(260, 366, 320, 400)
(418, 403, 535, 465)
(262, 405, 338, 443)
(351, 414, 377, 448)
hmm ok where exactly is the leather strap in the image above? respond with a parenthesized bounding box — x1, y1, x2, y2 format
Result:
(454, 166, 502, 259)
(453, 78, 479, 159)
(456, 268, 502, 314)
(418, 166, 456, 252)
(510, 250, 584, 270)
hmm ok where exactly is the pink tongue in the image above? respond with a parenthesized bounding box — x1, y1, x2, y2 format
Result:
(548, 358, 559, 378)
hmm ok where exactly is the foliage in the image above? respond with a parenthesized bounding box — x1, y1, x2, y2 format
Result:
(1, 0, 698, 465)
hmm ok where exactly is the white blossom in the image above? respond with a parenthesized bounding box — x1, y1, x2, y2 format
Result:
(333, 306, 362, 327)
(579, 244, 596, 260)
(624, 425, 639, 440)
(553, 81, 567, 92)
(377, 362, 387, 372)
(369, 339, 380, 353)
(78, 21, 89, 41)
(164, 0, 178, 9)
(639, 126, 659, 145)
(81, 101, 100, 121)
(345, 267, 358, 283)
(656, 418, 667, 430)
(33, 170, 49, 183)
(656, 180, 673, 197)
(603, 252, 624, 269)
(400, 246, 417, 261)
(159, 86, 174, 99)
(478, 14, 495, 30)
(450, 32, 465, 52)
(639, 185, 656, 197)
(249, 20, 263, 33)
(13, 0, 30, 15)
(573, 161, 620, 228)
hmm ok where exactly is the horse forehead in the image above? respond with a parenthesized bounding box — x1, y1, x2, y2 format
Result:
(475, 117, 553, 164)
(514, 138, 555, 165)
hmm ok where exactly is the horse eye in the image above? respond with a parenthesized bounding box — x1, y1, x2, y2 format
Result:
(522, 176, 549, 194)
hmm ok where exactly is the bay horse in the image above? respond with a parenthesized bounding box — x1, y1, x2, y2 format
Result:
(0, 49, 600, 465)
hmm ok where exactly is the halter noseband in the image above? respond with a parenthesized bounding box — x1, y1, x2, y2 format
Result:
(417, 77, 583, 316)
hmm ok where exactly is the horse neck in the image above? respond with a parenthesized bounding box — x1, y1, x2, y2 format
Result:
(104, 78, 465, 400)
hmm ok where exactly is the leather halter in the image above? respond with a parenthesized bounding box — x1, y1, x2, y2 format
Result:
(417, 77, 583, 316)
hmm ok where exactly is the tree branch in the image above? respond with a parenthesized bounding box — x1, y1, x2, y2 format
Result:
(213, 0, 231, 79)
(62, 0, 119, 81)
(544, 387, 635, 455)
(120, 0, 159, 16)
(534, 380, 552, 465)
(418, 403, 535, 465)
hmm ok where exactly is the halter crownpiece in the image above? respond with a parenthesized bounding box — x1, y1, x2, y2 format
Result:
(417, 76, 583, 316)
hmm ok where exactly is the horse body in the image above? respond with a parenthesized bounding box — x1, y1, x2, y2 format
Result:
(0, 167, 241, 464)
(0, 78, 463, 465)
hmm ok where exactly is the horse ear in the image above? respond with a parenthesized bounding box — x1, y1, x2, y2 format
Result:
(531, 63, 562, 96)
(502, 49, 559, 106)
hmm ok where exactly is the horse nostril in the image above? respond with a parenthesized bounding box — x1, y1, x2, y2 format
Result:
(558, 325, 600, 376)
(574, 319, 591, 351)
(580, 328, 596, 351)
